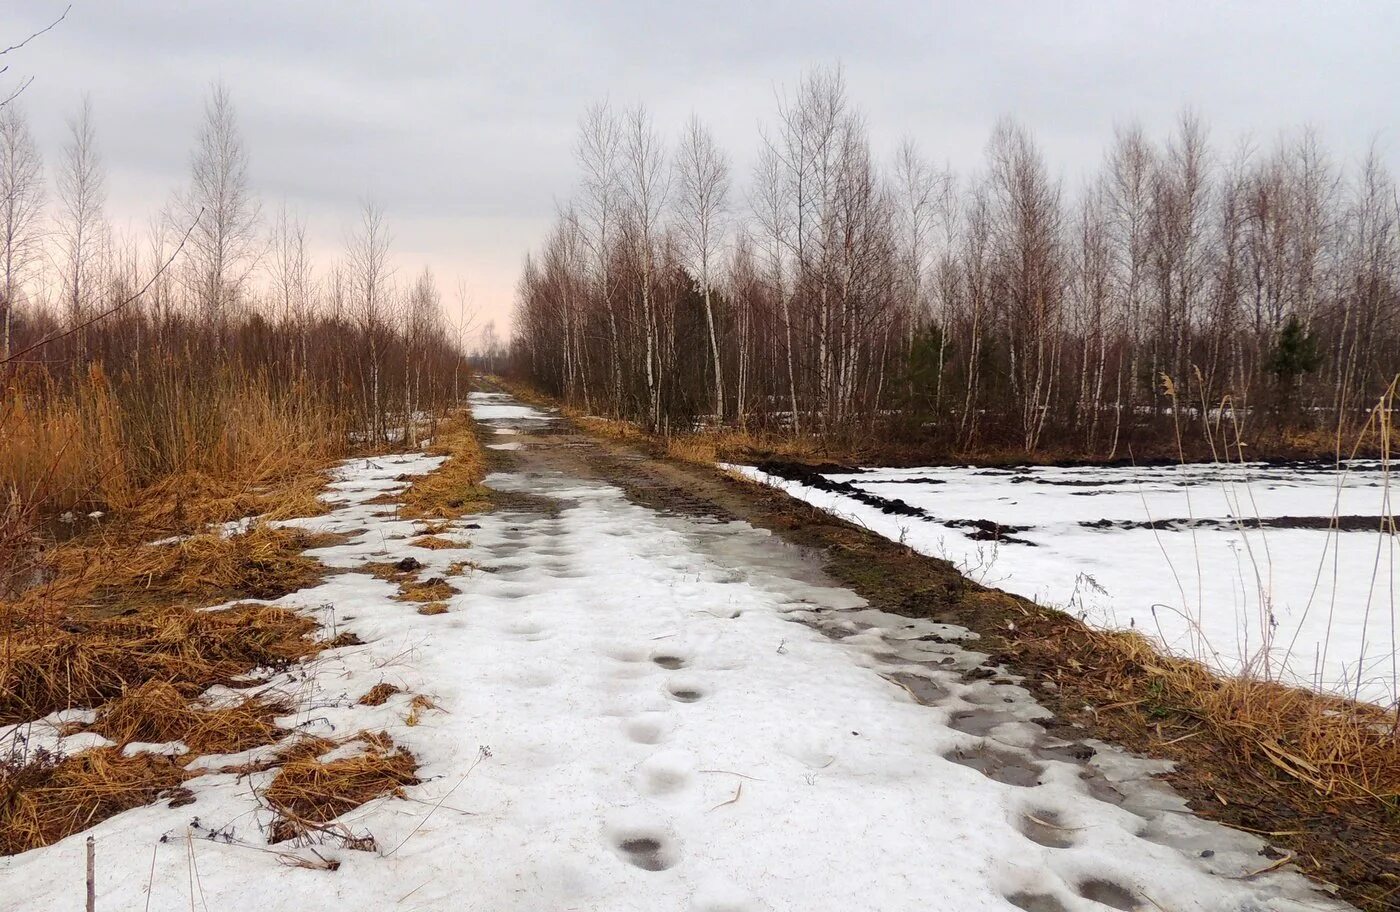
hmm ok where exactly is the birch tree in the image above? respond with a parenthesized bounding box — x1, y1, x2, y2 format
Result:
(176, 82, 261, 323)
(54, 96, 108, 354)
(0, 103, 43, 360)
(673, 115, 730, 420)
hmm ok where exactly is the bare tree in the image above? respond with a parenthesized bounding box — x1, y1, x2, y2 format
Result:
(0, 6, 70, 110)
(0, 103, 43, 360)
(268, 202, 315, 380)
(514, 76, 1400, 459)
(620, 104, 669, 428)
(54, 95, 107, 356)
(575, 102, 625, 412)
(673, 115, 730, 420)
(402, 267, 441, 444)
(175, 81, 261, 324)
(347, 200, 394, 441)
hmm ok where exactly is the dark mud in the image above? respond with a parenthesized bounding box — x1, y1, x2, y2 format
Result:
(1081, 514, 1396, 533)
(755, 460, 1036, 545)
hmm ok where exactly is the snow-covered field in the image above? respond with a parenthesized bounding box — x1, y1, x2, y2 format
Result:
(0, 395, 1355, 910)
(734, 461, 1398, 706)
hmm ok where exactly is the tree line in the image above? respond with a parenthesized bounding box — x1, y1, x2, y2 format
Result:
(0, 82, 473, 450)
(513, 66, 1398, 456)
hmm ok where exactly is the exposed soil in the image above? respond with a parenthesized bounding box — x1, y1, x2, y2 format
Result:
(477, 380, 1399, 912)
(753, 460, 1035, 543)
(1081, 514, 1397, 534)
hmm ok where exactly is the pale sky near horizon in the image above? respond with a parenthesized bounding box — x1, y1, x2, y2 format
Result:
(2, 2, 1397, 343)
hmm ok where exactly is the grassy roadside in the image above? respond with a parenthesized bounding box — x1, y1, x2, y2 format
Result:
(0, 407, 492, 856)
(504, 381, 1400, 911)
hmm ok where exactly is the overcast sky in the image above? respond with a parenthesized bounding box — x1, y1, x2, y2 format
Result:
(2, 1, 1397, 337)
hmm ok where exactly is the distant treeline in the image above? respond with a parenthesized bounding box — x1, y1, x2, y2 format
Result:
(513, 65, 1398, 456)
(0, 84, 472, 519)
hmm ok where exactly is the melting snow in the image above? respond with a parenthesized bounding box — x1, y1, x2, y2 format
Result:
(0, 399, 1354, 911)
(734, 462, 1399, 707)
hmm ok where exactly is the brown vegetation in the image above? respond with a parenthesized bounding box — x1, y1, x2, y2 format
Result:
(356, 683, 403, 707)
(0, 77, 473, 861)
(0, 601, 319, 726)
(410, 534, 466, 550)
(399, 417, 491, 519)
(91, 680, 286, 755)
(1001, 603, 1400, 909)
(260, 731, 418, 846)
(0, 747, 189, 856)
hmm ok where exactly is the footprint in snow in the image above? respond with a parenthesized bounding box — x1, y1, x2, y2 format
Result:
(1005, 891, 1069, 912)
(623, 712, 673, 745)
(605, 815, 680, 872)
(1016, 808, 1077, 849)
(665, 675, 708, 703)
(636, 749, 697, 796)
(1075, 878, 1141, 911)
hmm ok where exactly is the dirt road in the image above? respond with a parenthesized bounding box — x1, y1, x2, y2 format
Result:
(1, 388, 1355, 912)
(467, 389, 1350, 912)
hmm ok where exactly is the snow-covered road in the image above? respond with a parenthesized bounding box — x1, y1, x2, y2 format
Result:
(0, 392, 1352, 911)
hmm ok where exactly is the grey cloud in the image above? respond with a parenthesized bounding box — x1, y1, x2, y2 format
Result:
(1, 1, 1396, 330)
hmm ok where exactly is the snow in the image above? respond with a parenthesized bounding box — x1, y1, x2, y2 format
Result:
(0, 398, 1353, 911)
(467, 389, 557, 421)
(732, 462, 1399, 706)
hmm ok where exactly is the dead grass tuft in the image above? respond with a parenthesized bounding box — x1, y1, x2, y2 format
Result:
(405, 694, 437, 727)
(0, 603, 319, 726)
(356, 683, 403, 706)
(416, 602, 448, 616)
(91, 680, 286, 755)
(0, 747, 190, 855)
(399, 418, 491, 520)
(409, 534, 466, 550)
(260, 732, 418, 846)
(27, 523, 335, 613)
(396, 577, 457, 604)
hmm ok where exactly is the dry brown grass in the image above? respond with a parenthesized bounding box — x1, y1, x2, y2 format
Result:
(0, 747, 190, 855)
(400, 417, 490, 520)
(565, 412, 823, 467)
(1014, 613, 1400, 800)
(409, 534, 466, 550)
(90, 681, 287, 755)
(356, 683, 403, 706)
(1, 366, 348, 525)
(260, 731, 418, 846)
(416, 602, 449, 616)
(404, 695, 436, 727)
(0, 602, 319, 726)
(1001, 598, 1400, 908)
(20, 524, 336, 617)
(359, 559, 459, 607)
(395, 577, 457, 604)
